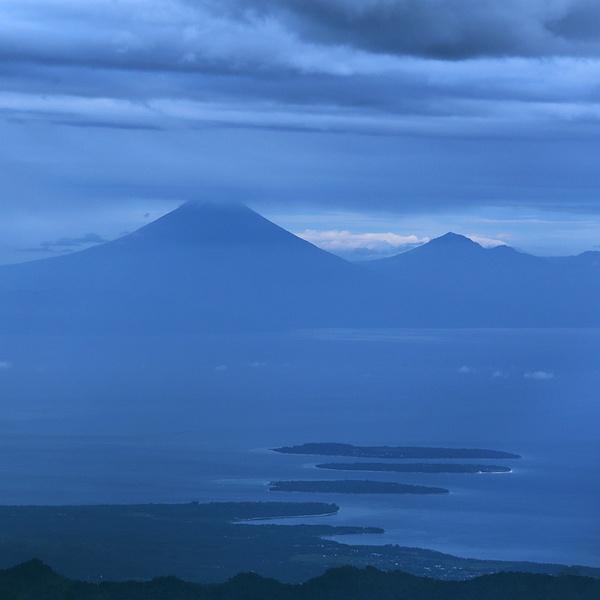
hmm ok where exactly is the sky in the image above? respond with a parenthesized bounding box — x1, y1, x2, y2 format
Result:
(1, 0, 600, 263)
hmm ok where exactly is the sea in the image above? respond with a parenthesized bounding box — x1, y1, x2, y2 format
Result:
(0, 328, 598, 568)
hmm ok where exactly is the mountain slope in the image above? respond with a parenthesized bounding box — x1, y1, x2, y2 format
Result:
(367, 233, 600, 327)
(1, 210, 598, 331)
(0, 202, 366, 332)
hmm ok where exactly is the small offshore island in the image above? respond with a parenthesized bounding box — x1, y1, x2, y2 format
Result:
(274, 443, 521, 460)
(270, 480, 449, 494)
(317, 463, 512, 474)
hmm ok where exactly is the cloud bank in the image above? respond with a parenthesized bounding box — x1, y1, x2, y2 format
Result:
(2, 0, 600, 136)
(0, 1, 599, 262)
(296, 229, 428, 259)
(35, 233, 108, 252)
(524, 370, 555, 380)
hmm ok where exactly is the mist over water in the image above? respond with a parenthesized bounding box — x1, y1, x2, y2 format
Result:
(0, 328, 598, 566)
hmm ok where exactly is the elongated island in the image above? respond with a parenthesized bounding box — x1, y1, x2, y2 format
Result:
(316, 463, 512, 474)
(269, 480, 449, 494)
(273, 443, 521, 460)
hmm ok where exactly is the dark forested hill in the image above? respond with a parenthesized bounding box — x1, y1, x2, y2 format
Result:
(2, 560, 599, 600)
(0, 502, 596, 584)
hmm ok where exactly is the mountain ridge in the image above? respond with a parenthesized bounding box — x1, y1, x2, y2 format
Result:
(1, 559, 599, 600)
(0, 202, 598, 330)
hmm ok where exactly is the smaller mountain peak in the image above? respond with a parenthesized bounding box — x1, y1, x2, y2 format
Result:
(8, 559, 58, 579)
(400, 232, 484, 259)
(489, 244, 516, 253)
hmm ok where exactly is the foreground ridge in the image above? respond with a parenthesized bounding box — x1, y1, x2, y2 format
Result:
(2, 560, 599, 600)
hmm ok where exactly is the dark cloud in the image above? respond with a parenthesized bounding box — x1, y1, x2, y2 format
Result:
(547, 1, 600, 41)
(1, 1, 599, 86)
(232, 0, 600, 59)
(1, 1, 600, 130)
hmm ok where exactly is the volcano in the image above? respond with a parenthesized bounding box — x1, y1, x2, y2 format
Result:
(0, 202, 364, 332)
(1, 204, 598, 332)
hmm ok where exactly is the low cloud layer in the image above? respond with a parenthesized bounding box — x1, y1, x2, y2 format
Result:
(34, 233, 108, 253)
(296, 229, 428, 259)
(524, 370, 555, 380)
(297, 229, 509, 259)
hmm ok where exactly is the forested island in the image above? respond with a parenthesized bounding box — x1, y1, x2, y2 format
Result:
(274, 443, 521, 459)
(316, 463, 512, 474)
(3, 560, 599, 600)
(270, 480, 449, 494)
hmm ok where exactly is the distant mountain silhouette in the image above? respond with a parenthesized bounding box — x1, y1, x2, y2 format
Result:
(368, 232, 600, 326)
(0, 202, 366, 332)
(0, 204, 598, 331)
(2, 560, 600, 600)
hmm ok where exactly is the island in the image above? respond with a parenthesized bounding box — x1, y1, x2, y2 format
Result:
(316, 463, 512, 474)
(269, 480, 449, 494)
(273, 443, 521, 460)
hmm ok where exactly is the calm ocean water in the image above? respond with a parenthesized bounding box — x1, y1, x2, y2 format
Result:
(0, 329, 598, 567)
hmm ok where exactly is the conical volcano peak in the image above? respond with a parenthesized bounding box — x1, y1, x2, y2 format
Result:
(429, 232, 480, 247)
(160, 200, 259, 227)
(128, 201, 292, 247)
(400, 232, 483, 258)
(177, 200, 252, 217)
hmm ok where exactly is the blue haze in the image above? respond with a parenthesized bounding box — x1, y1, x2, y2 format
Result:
(1, 0, 600, 580)
(0, 328, 598, 567)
